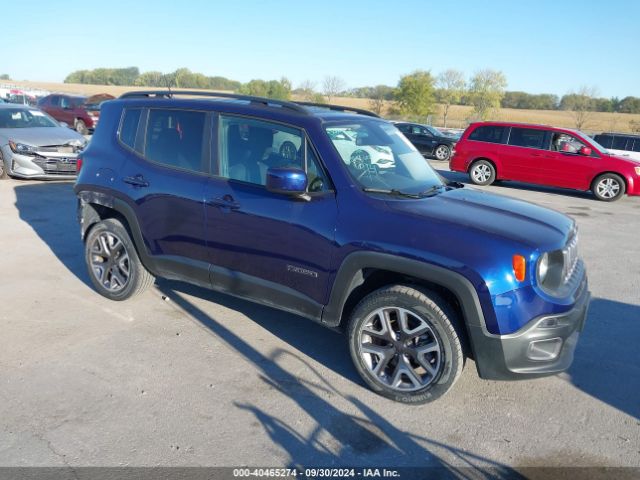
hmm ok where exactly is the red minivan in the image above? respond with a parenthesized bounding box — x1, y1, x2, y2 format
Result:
(450, 122, 640, 201)
(38, 93, 114, 135)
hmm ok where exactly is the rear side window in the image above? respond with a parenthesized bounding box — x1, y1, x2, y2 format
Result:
(145, 109, 206, 173)
(612, 136, 632, 150)
(468, 126, 507, 144)
(509, 128, 546, 149)
(595, 134, 613, 149)
(118, 108, 142, 150)
(632, 140, 640, 152)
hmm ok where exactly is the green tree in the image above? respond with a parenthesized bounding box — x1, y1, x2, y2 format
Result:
(368, 85, 394, 115)
(469, 69, 507, 120)
(239, 78, 291, 99)
(0, 74, 10, 80)
(135, 71, 165, 87)
(395, 70, 436, 119)
(322, 76, 346, 103)
(560, 86, 598, 129)
(436, 69, 465, 127)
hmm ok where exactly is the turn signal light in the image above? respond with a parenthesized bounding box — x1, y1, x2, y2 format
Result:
(76, 156, 83, 174)
(512, 255, 526, 282)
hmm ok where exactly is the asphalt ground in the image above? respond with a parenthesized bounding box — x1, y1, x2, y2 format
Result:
(0, 162, 638, 475)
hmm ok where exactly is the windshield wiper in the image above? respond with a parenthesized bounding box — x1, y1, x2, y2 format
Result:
(362, 188, 423, 199)
(417, 184, 447, 197)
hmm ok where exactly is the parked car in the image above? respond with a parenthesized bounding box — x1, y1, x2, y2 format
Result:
(7, 93, 37, 106)
(593, 132, 640, 162)
(450, 122, 640, 201)
(0, 104, 86, 179)
(38, 93, 114, 135)
(394, 122, 457, 161)
(75, 91, 589, 403)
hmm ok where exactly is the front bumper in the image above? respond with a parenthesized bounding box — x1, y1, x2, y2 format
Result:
(469, 279, 590, 380)
(2, 147, 78, 180)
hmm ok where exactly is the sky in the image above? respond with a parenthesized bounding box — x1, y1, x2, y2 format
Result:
(3, 0, 639, 98)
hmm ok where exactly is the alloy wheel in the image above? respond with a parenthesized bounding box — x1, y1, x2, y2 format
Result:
(596, 178, 621, 199)
(358, 307, 442, 391)
(472, 164, 492, 183)
(89, 231, 131, 292)
(435, 145, 450, 160)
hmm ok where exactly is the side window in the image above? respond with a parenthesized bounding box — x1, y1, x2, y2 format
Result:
(306, 143, 331, 192)
(468, 126, 507, 144)
(60, 97, 70, 109)
(118, 108, 142, 150)
(397, 124, 411, 134)
(632, 139, 640, 152)
(421, 127, 432, 136)
(410, 125, 422, 135)
(509, 128, 546, 149)
(219, 116, 303, 185)
(144, 109, 206, 173)
(550, 132, 586, 153)
(595, 134, 613, 149)
(612, 136, 631, 151)
(50, 96, 60, 107)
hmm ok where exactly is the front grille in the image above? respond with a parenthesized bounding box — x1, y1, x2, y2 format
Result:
(32, 157, 77, 175)
(562, 232, 579, 285)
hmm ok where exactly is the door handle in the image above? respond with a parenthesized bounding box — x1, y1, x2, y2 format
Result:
(123, 175, 149, 188)
(209, 196, 240, 210)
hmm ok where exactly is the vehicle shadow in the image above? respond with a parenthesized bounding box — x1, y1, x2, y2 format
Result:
(566, 297, 640, 420)
(157, 280, 523, 476)
(12, 181, 90, 283)
(436, 169, 595, 201)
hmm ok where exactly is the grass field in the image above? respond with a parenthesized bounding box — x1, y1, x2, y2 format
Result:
(9, 80, 640, 133)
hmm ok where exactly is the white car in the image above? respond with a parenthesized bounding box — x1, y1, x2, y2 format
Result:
(593, 132, 640, 162)
(325, 127, 395, 170)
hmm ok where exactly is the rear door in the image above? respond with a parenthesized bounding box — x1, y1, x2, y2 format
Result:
(118, 107, 211, 285)
(204, 114, 337, 316)
(501, 127, 548, 183)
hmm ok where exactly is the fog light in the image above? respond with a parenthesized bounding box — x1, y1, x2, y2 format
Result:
(527, 338, 562, 361)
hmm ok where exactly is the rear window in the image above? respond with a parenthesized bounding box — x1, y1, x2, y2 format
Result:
(144, 109, 206, 173)
(508, 127, 547, 149)
(468, 125, 507, 144)
(118, 108, 142, 150)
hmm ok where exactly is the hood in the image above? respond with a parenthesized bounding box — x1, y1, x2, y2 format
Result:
(386, 187, 574, 251)
(0, 127, 86, 147)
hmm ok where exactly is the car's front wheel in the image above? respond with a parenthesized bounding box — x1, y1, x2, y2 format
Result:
(348, 285, 464, 404)
(85, 218, 154, 301)
(592, 173, 625, 201)
(434, 144, 451, 161)
(469, 160, 496, 186)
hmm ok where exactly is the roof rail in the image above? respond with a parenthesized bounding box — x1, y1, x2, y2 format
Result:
(294, 101, 380, 118)
(119, 90, 308, 114)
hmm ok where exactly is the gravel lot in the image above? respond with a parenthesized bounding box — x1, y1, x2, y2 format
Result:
(0, 164, 638, 474)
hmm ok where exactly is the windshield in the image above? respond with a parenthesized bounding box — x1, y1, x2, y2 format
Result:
(325, 120, 445, 195)
(579, 131, 608, 153)
(425, 125, 442, 136)
(0, 108, 59, 128)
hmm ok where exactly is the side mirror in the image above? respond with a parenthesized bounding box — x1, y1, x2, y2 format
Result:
(579, 146, 592, 156)
(266, 167, 308, 196)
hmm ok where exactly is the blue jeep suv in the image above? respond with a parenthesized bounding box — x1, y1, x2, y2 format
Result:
(74, 91, 590, 403)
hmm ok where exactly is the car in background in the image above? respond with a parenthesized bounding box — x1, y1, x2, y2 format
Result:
(7, 93, 37, 106)
(593, 132, 640, 162)
(38, 93, 114, 135)
(394, 122, 457, 161)
(0, 104, 87, 180)
(450, 121, 640, 201)
(325, 127, 395, 169)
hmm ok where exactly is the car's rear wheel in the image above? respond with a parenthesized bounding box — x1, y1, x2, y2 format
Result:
(348, 285, 464, 404)
(434, 144, 451, 161)
(85, 218, 154, 301)
(592, 173, 625, 202)
(75, 119, 88, 135)
(469, 160, 496, 186)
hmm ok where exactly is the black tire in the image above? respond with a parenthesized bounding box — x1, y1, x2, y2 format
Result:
(348, 285, 464, 404)
(469, 159, 496, 186)
(434, 144, 451, 161)
(75, 119, 88, 135)
(85, 218, 154, 301)
(592, 173, 626, 202)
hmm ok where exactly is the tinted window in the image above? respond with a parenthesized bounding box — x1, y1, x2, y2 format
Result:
(632, 139, 640, 152)
(397, 124, 411, 134)
(145, 109, 206, 173)
(594, 134, 613, 149)
(509, 128, 546, 149)
(219, 116, 303, 186)
(119, 108, 142, 150)
(612, 135, 631, 150)
(50, 96, 60, 107)
(468, 126, 507, 144)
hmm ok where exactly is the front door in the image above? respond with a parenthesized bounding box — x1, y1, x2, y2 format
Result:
(204, 115, 337, 316)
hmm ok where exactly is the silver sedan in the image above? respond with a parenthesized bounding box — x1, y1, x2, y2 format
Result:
(0, 104, 87, 180)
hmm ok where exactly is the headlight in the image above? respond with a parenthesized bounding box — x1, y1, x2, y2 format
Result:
(538, 252, 549, 283)
(9, 140, 38, 156)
